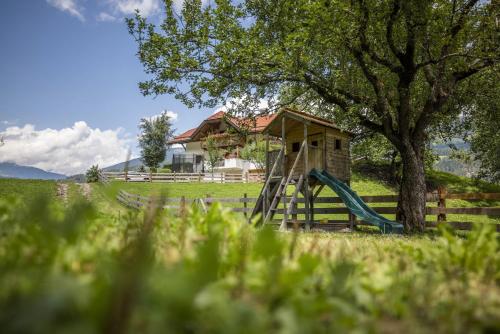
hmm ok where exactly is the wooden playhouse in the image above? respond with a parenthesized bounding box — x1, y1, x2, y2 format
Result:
(251, 108, 353, 229)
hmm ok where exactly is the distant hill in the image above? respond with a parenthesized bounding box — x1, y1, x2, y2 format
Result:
(103, 147, 185, 172)
(0, 162, 66, 180)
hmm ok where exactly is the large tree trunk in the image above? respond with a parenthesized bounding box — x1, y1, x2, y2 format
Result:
(397, 143, 427, 233)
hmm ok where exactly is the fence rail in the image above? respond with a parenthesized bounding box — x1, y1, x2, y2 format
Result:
(116, 190, 500, 232)
(104, 171, 265, 183)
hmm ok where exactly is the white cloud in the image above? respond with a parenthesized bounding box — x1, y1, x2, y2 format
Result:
(46, 0, 85, 21)
(2, 120, 16, 126)
(0, 122, 131, 175)
(96, 12, 117, 22)
(172, 0, 209, 11)
(108, 0, 161, 17)
(149, 110, 178, 122)
(164, 111, 178, 122)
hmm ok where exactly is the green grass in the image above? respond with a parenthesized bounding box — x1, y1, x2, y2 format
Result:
(103, 170, 500, 225)
(106, 180, 264, 198)
(427, 170, 500, 193)
(0, 178, 58, 201)
(105, 171, 395, 198)
(0, 172, 499, 331)
(1, 191, 498, 333)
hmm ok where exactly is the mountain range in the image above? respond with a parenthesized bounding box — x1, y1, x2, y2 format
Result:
(0, 162, 67, 180)
(102, 147, 184, 171)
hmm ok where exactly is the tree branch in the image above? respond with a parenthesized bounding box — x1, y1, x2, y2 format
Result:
(356, 0, 402, 73)
(386, 0, 404, 64)
(453, 60, 496, 82)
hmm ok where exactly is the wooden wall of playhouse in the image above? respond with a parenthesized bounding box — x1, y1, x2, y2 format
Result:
(284, 125, 351, 183)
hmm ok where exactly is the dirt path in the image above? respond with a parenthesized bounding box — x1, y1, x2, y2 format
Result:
(56, 182, 69, 203)
(78, 183, 92, 200)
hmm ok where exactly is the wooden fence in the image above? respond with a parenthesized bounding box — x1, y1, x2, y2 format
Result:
(104, 171, 265, 183)
(116, 190, 500, 232)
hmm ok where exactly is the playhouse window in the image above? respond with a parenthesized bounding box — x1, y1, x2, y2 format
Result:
(311, 140, 318, 147)
(292, 142, 300, 152)
(335, 139, 342, 150)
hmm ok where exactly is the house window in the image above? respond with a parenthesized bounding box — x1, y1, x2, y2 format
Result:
(311, 140, 318, 147)
(292, 142, 300, 152)
(335, 139, 342, 150)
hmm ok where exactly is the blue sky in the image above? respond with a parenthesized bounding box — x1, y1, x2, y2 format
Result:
(0, 0, 215, 174)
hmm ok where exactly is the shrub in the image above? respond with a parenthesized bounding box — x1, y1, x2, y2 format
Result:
(85, 165, 100, 183)
(0, 196, 498, 333)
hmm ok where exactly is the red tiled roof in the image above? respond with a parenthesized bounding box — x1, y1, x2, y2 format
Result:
(254, 114, 276, 131)
(169, 111, 277, 144)
(168, 127, 197, 144)
(206, 110, 225, 120)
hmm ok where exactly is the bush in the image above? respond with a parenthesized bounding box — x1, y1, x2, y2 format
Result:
(0, 195, 498, 333)
(85, 165, 100, 183)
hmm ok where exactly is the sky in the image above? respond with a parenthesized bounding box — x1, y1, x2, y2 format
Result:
(0, 0, 216, 175)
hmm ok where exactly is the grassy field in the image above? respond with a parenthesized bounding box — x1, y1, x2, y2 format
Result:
(101, 170, 500, 225)
(0, 178, 58, 201)
(104, 171, 395, 198)
(0, 177, 498, 332)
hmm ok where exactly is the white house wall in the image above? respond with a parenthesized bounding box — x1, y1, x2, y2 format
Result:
(185, 141, 205, 155)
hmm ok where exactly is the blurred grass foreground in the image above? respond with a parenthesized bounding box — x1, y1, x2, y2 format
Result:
(0, 194, 499, 333)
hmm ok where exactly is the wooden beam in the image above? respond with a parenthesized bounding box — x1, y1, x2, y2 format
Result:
(323, 128, 327, 170)
(265, 132, 270, 177)
(313, 184, 325, 200)
(303, 122, 310, 230)
(282, 115, 287, 223)
(282, 111, 312, 125)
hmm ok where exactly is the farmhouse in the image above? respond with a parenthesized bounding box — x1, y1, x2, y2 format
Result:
(168, 111, 276, 173)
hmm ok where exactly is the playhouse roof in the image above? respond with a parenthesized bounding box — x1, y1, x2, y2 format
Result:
(263, 108, 353, 137)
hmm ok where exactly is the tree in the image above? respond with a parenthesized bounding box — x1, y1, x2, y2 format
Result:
(138, 111, 174, 176)
(204, 134, 224, 175)
(240, 139, 267, 170)
(441, 71, 500, 182)
(128, 0, 498, 232)
(86, 165, 100, 183)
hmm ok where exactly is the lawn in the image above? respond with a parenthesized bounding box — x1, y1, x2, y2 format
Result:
(0, 184, 498, 333)
(103, 171, 395, 198)
(102, 171, 500, 225)
(0, 178, 58, 201)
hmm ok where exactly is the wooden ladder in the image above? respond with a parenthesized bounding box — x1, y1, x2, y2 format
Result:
(251, 147, 284, 222)
(264, 141, 306, 225)
(280, 174, 304, 230)
(264, 176, 287, 222)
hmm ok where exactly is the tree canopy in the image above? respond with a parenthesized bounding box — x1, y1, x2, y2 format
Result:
(128, 0, 498, 231)
(138, 112, 174, 171)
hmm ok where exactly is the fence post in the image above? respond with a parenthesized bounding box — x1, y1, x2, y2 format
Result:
(437, 186, 447, 225)
(349, 213, 357, 230)
(198, 172, 202, 182)
(124, 170, 128, 182)
(245, 171, 249, 183)
(243, 193, 248, 221)
(205, 194, 210, 208)
(221, 172, 224, 184)
(292, 200, 298, 222)
(149, 170, 152, 183)
(174, 171, 176, 183)
(180, 196, 186, 219)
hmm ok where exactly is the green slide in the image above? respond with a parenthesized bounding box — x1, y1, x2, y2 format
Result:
(309, 169, 403, 234)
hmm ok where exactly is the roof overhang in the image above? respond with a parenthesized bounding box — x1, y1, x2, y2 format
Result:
(263, 108, 354, 137)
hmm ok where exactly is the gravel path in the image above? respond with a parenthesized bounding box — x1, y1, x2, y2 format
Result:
(56, 183, 69, 203)
(78, 183, 92, 200)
